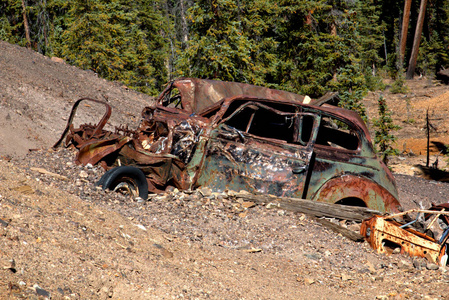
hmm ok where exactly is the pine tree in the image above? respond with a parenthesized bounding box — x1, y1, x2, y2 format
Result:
(175, 0, 279, 85)
(59, 0, 168, 95)
(0, 0, 26, 45)
(416, 0, 449, 75)
(271, 0, 379, 118)
(372, 95, 400, 164)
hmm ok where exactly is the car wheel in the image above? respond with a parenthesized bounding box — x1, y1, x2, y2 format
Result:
(96, 166, 149, 200)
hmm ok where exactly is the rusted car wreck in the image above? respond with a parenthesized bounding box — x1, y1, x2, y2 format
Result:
(54, 78, 401, 213)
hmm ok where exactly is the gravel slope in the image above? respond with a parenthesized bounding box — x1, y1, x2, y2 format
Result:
(1, 41, 449, 299)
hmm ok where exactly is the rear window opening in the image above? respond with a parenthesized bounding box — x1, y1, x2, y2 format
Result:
(315, 116, 359, 151)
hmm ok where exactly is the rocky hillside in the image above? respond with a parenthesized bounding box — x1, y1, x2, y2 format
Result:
(1, 41, 449, 299)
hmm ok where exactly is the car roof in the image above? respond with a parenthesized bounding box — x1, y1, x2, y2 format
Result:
(156, 78, 306, 114)
(155, 78, 371, 143)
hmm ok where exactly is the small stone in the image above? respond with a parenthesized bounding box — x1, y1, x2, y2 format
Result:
(79, 170, 88, 178)
(365, 261, 377, 273)
(238, 212, 248, 218)
(198, 187, 212, 197)
(426, 263, 439, 270)
(304, 277, 315, 285)
(161, 248, 174, 258)
(393, 247, 401, 254)
(341, 273, 351, 281)
(266, 202, 280, 209)
(413, 260, 422, 270)
(34, 284, 50, 298)
(304, 253, 321, 261)
(51, 56, 65, 63)
(0, 218, 9, 227)
(242, 201, 255, 209)
(374, 276, 384, 282)
(2, 258, 16, 271)
(398, 260, 412, 270)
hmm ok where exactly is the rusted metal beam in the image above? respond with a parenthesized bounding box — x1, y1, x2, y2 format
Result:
(53, 98, 112, 149)
(382, 209, 449, 220)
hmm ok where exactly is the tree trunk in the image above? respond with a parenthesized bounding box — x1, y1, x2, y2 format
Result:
(164, 0, 175, 79)
(21, 0, 31, 49)
(406, 0, 428, 79)
(399, 0, 412, 68)
(180, 0, 189, 47)
(331, 22, 338, 81)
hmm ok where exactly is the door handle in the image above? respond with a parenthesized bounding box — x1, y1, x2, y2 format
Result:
(292, 166, 307, 174)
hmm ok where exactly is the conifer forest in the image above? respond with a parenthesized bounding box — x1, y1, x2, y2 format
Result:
(1, 0, 448, 106)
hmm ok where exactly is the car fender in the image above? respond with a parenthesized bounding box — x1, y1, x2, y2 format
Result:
(311, 174, 402, 213)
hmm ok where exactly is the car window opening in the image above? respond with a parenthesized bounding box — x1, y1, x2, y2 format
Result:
(223, 103, 302, 144)
(316, 116, 359, 151)
(161, 87, 182, 108)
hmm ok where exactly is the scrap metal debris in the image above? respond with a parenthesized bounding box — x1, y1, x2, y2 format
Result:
(361, 209, 449, 266)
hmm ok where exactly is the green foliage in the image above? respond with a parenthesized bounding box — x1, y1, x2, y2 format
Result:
(416, 33, 448, 76)
(0, 0, 69, 54)
(0, 0, 25, 45)
(59, 0, 168, 95)
(424, 0, 449, 74)
(364, 72, 386, 91)
(175, 0, 279, 85)
(390, 72, 409, 94)
(268, 0, 381, 121)
(338, 90, 367, 122)
(1, 0, 449, 97)
(372, 95, 400, 164)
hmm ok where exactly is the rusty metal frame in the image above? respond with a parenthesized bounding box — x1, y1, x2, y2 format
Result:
(361, 210, 449, 265)
(53, 98, 112, 149)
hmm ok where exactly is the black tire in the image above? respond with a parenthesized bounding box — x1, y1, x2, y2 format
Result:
(96, 167, 121, 187)
(96, 166, 149, 200)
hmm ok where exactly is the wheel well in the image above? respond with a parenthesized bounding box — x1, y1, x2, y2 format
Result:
(335, 197, 367, 207)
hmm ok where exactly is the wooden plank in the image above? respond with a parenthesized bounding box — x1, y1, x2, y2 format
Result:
(314, 218, 364, 242)
(231, 191, 381, 221)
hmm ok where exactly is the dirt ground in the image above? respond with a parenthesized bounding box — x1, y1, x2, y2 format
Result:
(2, 40, 449, 299)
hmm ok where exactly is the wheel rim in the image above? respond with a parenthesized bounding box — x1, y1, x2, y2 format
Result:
(113, 179, 139, 198)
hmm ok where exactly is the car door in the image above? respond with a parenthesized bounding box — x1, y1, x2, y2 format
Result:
(194, 101, 319, 198)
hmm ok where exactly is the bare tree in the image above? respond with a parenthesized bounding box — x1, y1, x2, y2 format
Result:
(406, 0, 428, 79)
(399, 0, 412, 68)
(21, 0, 31, 49)
(179, 0, 189, 47)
